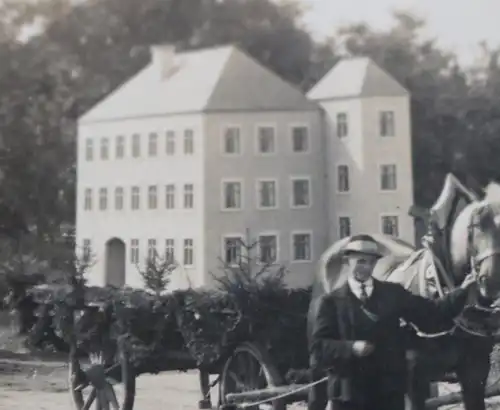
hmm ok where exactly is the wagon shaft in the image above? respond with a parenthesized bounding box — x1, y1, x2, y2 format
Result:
(225, 384, 308, 404)
(425, 383, 500, 408)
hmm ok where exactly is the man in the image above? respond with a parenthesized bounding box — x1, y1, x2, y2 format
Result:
(309, 234, 475, 410)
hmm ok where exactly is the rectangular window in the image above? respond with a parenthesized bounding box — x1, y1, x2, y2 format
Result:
(116, 136, 125, 159)
(166, 131, 175, 155)
(130, 239, 139, 264)
(131, 186, 140, 210)
(147, 239, 157, 261)
(183, 239, 194, 266)
(257, 126, 276, 154)
(132, 134, 140, 158)
(291, 178, 310, 208)
(82, 239, 91, 262)
(99, 187, 107, 210)
(148, 132, 158, 157)
(292, 233, 311, 261)
(224, 236, 242, 265)
(336, 113, 348, 138)
(380, 111, 395, 137)
(223, 181, 242, 210)
(115, 187, 124, 210)
(339, 216, 352, 239)
(84, 188, 92, 210)
(85, 139, 93, 161)
(380, 164, 397, 191)
(337, 165, 350, 193)
(184, 184, 194, 209)
(257, 180, 277, 209)
(100, 138, 109, 160)
(291, 126, 309, 153)
(184, 129, 194, 154)
(259, 235, 278, 264)
(165, 184, 175, 209)
(148, 185, 158, 209)
(165, 238, 175, 262)
(223, 127, 241, 154)
(382, 215, 399, 237)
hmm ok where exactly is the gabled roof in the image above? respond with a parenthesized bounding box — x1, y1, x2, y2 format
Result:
(307, 57, 409, 101)
(80, 45, 317, 123)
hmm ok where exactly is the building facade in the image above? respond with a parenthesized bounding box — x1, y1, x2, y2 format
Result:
(76, 44, 414, 290)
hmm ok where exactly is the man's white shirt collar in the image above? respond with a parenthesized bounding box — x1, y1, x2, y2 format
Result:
(347, 277, 374, 299)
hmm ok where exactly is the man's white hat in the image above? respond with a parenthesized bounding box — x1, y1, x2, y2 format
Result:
(341, 235, 383, 259)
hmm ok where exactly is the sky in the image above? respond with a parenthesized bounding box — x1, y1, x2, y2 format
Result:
(299, 0, 500, 66)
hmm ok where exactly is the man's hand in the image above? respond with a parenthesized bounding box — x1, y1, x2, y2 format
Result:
(352, 341, 374, 357)
(460, 272, 476, 290)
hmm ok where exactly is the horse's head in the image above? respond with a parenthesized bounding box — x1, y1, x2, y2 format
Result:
(451, 201, 500, 300)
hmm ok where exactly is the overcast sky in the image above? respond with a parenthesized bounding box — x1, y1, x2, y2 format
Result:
(300, 0, 500, 66)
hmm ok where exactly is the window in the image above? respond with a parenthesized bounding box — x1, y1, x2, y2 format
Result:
(165, 239, 175, 262)
(116, 136, 125, 159)
(224, 236, 243, 265)
(380, 164, 397, 191)
(100, 138, 109, 160)
(259, 235, 278, 264)
(382, 215, 399, 237)
(223, 127, 241, 154)
(339, 216, 352, 238)
(257, 126, 276, 154)
(85, 139, 93, 161)
(183, 239, 194, 266)
(132, 134, 140, 158)
(165, 184, 175, 209)
(148, 185, 158, 209)
(336, 113, 348, 137)
(148, 133, 158, 157)
(291, 126, 309, 153)
(99, 188, 107, 210)
(223, 181, 242, 210)
(166, 131, 175, 155)
(147, 239, 157, 260)
(84, 188, 92, 210)
(130, 239, 139, 264)
(82, 239, 91, 262)
(184, 184, 194, 209)
(257, 180, 277, 209)
(131, 186, 140, 210)
(380, 111, 395, 137)
(337, 165, 350, 193)
(292, 233, 311, 261)
(115, 187, 124, 210)
(184, 129, 194, 154)
(291, 178, 310, 208)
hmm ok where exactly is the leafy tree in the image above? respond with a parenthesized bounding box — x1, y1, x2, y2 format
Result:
(138, 251, 176, 296)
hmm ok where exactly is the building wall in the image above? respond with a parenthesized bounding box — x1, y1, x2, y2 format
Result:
(76, 113, 206, 289)
(202, 110, 328, 288)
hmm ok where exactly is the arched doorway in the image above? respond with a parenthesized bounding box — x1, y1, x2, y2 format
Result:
(105, 238, 126, 287)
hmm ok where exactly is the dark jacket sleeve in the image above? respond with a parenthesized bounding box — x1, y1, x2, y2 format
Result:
(398, 284, 469, 331)
(309, 294, 355, 371)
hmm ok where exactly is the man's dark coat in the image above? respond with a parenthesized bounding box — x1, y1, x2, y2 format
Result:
(309, 279, 469, 407)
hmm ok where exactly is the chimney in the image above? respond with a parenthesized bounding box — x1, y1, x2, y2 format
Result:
(150, 44, 176, 79)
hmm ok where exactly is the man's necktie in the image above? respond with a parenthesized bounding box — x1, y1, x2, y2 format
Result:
(360, 282, 369, 302)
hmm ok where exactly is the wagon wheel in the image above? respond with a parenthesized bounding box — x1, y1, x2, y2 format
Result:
(69, 339, 136, 410)
(219, 342, 286, 410)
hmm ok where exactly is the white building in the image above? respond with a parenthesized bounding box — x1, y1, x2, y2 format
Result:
(76, 44, 414, 290)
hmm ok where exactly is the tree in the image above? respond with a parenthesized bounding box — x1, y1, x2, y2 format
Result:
(138, 251, 176, 296)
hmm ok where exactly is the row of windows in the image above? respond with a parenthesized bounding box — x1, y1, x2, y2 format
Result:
(83, 124, 311, 162)
(336, 111, 395, 138)
(82, 178, 312, 211)
(81, 232, 312, 268)
(338, 215, 400, 238)
(337, 164, 398, 192)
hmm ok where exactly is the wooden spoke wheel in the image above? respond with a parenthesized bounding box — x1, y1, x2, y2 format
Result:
(69, 341, 136, 410)
(219, 342, 286, 410)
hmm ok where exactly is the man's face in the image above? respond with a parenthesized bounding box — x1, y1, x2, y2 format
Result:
(346, 253, 378, 282)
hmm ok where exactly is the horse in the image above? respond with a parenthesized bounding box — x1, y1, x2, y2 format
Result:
(307, 199, 500, 410)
